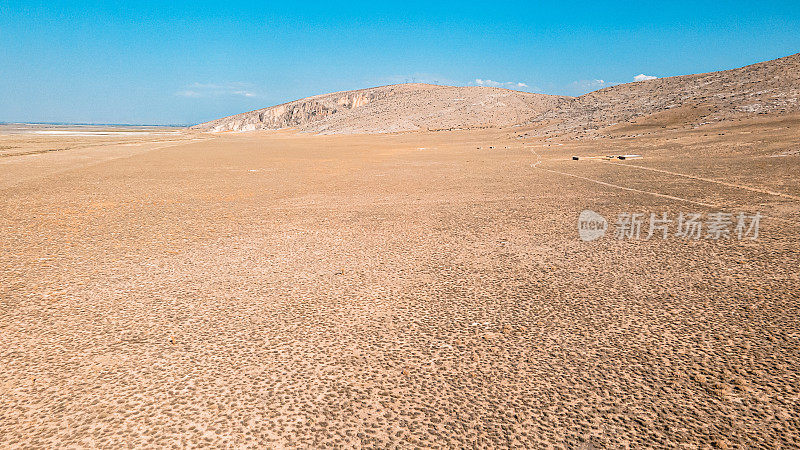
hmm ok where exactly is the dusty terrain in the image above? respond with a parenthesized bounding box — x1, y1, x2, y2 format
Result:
(2, 111, 799, 448)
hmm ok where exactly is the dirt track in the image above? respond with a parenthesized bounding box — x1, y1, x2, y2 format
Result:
(1, 118, 799, 448)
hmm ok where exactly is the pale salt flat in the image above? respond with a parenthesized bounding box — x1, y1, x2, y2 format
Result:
(32, 130, 180, 136)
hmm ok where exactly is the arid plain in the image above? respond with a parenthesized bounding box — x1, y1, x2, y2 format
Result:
(1, 110, 799, 448)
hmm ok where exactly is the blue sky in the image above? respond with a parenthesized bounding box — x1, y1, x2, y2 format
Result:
(2, 1, 799, 125)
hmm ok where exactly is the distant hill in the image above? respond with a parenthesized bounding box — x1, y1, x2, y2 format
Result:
(191, 84, 568, 134)
(193, 53, 800, 135)
(526, 52, 800, 135)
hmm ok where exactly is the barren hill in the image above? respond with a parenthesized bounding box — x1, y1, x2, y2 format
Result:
(528, 52, 800, 135)
(191, 84, 568, 134)
(194, 53, 799, 136)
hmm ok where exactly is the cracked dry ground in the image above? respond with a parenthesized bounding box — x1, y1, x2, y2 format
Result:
(1, 120, 799, 448)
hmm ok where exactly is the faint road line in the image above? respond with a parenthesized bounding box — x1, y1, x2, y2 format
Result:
(534, 166, 718, 207)
(599, 160, 800, 201)
(528, 152, 794, 224)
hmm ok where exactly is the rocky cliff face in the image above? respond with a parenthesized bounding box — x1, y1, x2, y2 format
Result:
(193, 88, 396, 133)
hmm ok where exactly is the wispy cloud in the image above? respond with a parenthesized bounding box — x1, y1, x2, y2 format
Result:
(576, 79, 615, 89)
(379, 73, 459, 86)
(175, 82, 259, 98)
(368, 74, 536, 91)
(633, 74, 658, 82)
(564, 78, 623, 95)
(474, 79, 529, 89)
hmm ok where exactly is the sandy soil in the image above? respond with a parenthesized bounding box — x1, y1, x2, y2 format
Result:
(1, 117, 799, 448)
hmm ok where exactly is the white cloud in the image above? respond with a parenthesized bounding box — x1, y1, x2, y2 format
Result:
(175, 82, 259, 98)
(573, 79, 618, 89)
(373, 75, 534, 90)
(633, 74, 658, 82)
(380, 74, 459, 86)
(176, 90, 202, 98)
(564, 78, 623, 96)
(474, 79, 530, 89)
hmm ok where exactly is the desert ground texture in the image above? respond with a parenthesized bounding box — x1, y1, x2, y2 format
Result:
(1, 114, 799, 448)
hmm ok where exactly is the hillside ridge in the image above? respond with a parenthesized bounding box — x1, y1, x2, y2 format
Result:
(193, 53, 800, 135)
(192, 83, 568, 134)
